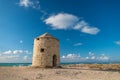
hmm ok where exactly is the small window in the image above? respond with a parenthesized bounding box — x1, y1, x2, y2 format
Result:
(41, 48, 44, 52)
(36, 38, 39, 40)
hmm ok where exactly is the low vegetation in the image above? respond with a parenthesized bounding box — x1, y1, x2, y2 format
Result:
(63, 64, 120, 71)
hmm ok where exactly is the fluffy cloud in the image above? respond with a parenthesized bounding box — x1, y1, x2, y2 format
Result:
(18, 0, 40, 9)
(74, 20, 100, 35)
(44, 13, 79, 30)
(44, 13, 100, 35)
(115, 40, 120, 45)
(73, 43, 82, 46)
(81, 26, 100, 35)
(61, 52, 109, 63)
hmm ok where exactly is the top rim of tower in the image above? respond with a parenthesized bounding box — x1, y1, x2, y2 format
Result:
(36, 32, 59, 41)
(40, 32, 53, 37)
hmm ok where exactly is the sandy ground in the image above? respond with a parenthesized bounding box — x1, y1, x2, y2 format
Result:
(0, 66, 120, 80)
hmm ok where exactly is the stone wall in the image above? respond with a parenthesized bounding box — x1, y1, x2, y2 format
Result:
(32, 36, 60, 68)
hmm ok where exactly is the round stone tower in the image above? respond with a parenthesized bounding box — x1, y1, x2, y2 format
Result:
(32, 33, 60, 68)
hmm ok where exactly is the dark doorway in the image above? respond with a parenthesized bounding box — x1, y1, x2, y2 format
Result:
(53, 55, 57, 67)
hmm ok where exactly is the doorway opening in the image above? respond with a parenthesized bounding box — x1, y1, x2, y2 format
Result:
(53, 55, 57, 67)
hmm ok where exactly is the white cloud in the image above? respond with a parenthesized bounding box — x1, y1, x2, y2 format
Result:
(73, 20, 87, 30)
(98, 54, 109, 61)
(66, 54, 80, 58)
(44, 13, 79, 30)
(74, 21, 100, 35)
(20, 40, 23, 43)
(61, 54, 81, 59)
(18, 0, 40, 9)
(87, 52, 109, 61)
(13, 50, 23, 54)
(81, 26, 100, 35)
(61, 55, 66, 58)
(91, 56, 96, 59)
(115, 40, 120, 45)
(3, 50, 31, 55)
(88, 52, 94, 56)
(19, 0, 33, 7)
(24, 50, 31, 54)
(4, 50, 12, 54)
(17, 0, 48, 20)
(61, 53, 81, 62)
(74, 43, 82, 46)
(85, 57, 89, 59)
(3, 50, 23, 54)
(44, 13, 100, 35)
(61, 52, 109, 62)
(86, 52, 96, 60)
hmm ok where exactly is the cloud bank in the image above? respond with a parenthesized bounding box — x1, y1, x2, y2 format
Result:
(44, 13, 100, 35)
(0, 50, 32, 63)
(61, 52, 109, 63)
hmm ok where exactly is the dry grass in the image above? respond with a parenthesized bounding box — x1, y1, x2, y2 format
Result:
(63, 64, 120, 71)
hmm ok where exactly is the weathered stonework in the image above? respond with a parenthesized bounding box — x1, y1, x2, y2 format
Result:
(32, 33, 60, 68)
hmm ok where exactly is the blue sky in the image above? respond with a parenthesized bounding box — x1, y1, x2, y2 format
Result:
(0, 0, 120, 63)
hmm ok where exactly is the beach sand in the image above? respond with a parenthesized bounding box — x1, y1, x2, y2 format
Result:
(0, 64, 120, 80)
